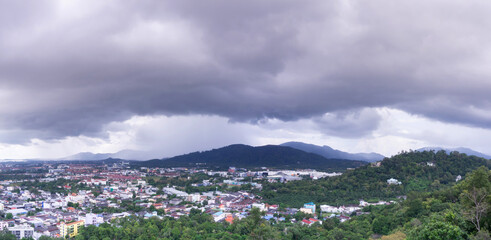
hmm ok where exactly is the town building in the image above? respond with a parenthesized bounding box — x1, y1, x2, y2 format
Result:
(59, 220, 85, 238)
(300, 202, 316, 214)
(387, 178, 402, 185)
(8, 224, 34, 239)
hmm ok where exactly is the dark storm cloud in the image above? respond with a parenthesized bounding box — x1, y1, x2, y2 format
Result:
(1, 0, 491, 142)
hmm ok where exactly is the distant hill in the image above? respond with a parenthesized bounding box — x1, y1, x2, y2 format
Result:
(135, 144, 367, 170)
(60, 152, 113, 161)
(61, 149, 156, 161)
(416, 147, 491, 159)
(280, 141, 384, 162)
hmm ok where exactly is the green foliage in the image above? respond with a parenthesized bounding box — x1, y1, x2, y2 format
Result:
(67, 202, 80, 208)
(0, 232, 17, 240)
(260, 150, 489, 207)
(458, 166, 490, 233)
(405, 198, 424, 218)
(380, 231, 406, 240)
(335, 166, 489, 239)
(38, 236, 63, 240)
(407, 219, 466, 240)
(372, 215, 391, 235)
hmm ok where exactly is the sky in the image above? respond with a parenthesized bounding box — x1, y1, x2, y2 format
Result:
(1, 0, 491, 160)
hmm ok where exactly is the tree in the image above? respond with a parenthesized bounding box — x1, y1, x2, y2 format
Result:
(189, 208, 201, 217)
(405, 199, 424, 218)
(322, 217, 339, 231)
(0, 232, 17, 240)
(460, 166, 490, 232)
(249, 223, 278, 240)
(380, 231, 406, 240)
(6, 213, 13, 219)
(407, 219, 465, 240)
(462, 188, 488, 232)
(248, 207, 264, 229)
(149, 205, 156, 212)
(39, 236, 62, 240)
(372, 216, 390, 235)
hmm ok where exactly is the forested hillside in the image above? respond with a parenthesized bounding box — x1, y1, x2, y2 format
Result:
(259, 150, 490, 207)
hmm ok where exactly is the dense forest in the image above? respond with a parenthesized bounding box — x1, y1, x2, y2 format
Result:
(258, 150, 490, 207)
(13, 165, 488, 240)
(135, 144, 366, 170)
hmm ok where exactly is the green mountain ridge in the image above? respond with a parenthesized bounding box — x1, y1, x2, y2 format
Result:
(135, 144, 367, 170)
(281, 141, 385, 162)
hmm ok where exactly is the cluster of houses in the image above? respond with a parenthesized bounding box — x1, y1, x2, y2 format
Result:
(0, 163, 389, 239)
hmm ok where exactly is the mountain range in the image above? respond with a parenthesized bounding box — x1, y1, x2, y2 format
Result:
(59, 143, 491, 163)
(280, 142, 385, 162)
(61, 142, 386, 162)
(416, 147, 491, 159)
(134, 144, 367, 170)
(60, 149, 157, 161)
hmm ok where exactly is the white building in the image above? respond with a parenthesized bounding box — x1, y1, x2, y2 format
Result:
(66, 194, 85, 204)
(252, 203, 266, 211)
(137, 180, 147, 186)
(8, 224, 34, 239)
(456, 175, 462, 182)
(163, 187, 188, 197)
(320, 205, 360, 214)
(85, 213, 104, 226)
(213, 211, 225, 222)
(387, 178, 402, 185)
(320, 205, 339, 213)
(300, 207, 314, 214)
(6, 209, 27, 216)
(186, 194, 201, 203)
(42, 202, 52, 209)
(0, 221, 9, 230)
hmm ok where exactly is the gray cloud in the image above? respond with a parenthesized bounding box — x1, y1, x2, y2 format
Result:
(1, 0, 491, 142)
(314, 108, 382, 138)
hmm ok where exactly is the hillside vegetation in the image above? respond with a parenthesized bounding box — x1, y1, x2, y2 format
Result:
(259, 150, 490, 207)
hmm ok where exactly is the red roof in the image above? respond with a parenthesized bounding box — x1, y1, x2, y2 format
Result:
(225, 215, 234, 223)
(302, 219, 311, 224)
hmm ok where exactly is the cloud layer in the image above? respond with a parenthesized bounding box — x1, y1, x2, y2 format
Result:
(2, 109, 491, 160)
(1, 0, 491, 147)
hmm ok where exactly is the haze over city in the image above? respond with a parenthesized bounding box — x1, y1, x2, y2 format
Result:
(1, 0, 491, 159)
